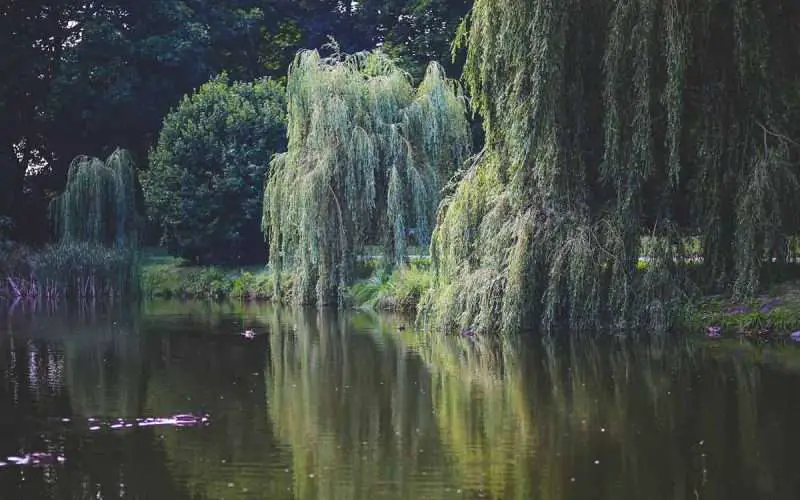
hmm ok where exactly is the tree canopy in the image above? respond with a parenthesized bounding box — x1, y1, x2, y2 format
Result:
(421, 0, 800, 336)
(144, 75, 285, 264)
(0, 0, 471, 244)
(264, 46, 471, 306)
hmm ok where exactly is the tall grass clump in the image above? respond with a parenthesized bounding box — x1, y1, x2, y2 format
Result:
(348, 263, 433, 312)
(26, 243, 138, 299)
(264, 43, 471, 307)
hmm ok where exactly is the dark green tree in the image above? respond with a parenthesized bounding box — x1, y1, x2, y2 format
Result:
(144, 75, 285, 264)
(0, 0, 83, 239)
(0, 0, 292, 242)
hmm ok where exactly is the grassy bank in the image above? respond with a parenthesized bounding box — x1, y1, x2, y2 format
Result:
(680, 280, 800, 342)
(134, 250, 800, 342)
(345, 258, 432, 313)
(139, 254, 289, 300)
(139, 251, 432, 311)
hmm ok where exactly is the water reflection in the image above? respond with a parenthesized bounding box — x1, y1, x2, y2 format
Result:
(390, 326, 800, 500)
(267, 308, 453, 499)
(0, 301, 192, 499)
(0, 300, 799, 499)
(144, 308, 292, 500)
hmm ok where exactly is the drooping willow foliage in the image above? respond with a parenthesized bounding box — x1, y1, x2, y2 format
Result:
(422, 0, 800, 336)
(53, 148, 139, 248)
(35, 148, 141, 297)
(264, 46, 471, 306)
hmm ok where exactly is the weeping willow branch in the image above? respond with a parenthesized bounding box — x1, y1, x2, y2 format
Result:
(34, 148, 142, 298)
(264, 46, 471, 306)
(52, 148, 139, 249)
(422, 0, 800, 337)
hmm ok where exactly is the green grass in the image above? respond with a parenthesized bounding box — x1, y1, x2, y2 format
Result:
(139, 246, 431, 307)
(139, 252, 289, 300)
(346, 261, 433, 312)
(682, 280, 800, 339)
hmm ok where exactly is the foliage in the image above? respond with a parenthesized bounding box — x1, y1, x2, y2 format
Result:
(139, 254, 289, 300)
(261, 1, 472, 81)
(1, 148, 144, 299)
(30, 242, 139, 298)
(51, 148, 139, 248)
(143, 75, 285, 264)
(0, 0, 471, 244)
(348, 263, 433, 312)
(685, 280, 800, 338)
(423, 0, 800, 337)
(1, 241, 138, 299)
(337, 0, 473, 80)
(264, 46, 471, 306)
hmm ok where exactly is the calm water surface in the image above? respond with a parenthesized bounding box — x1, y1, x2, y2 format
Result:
(0, 299, 799, 499)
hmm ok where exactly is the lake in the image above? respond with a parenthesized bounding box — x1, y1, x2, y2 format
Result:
(0, 299, 799, 499)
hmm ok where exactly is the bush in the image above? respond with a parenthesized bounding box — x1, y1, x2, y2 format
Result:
(346, 262, 433, 312)
(143, 74, 286, 265)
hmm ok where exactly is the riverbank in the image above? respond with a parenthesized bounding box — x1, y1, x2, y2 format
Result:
(682, 280, 800, 342)
(140, 255, 284, 301)
(139, 252, 432, 311)
(11, 247, 800, 343)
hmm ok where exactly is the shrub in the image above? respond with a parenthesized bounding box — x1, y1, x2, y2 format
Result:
(346, 262, 433, 312)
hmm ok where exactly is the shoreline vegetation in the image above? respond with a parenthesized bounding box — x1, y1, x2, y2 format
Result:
(5, 243, 800, 345)
(95, 248, 800, 341)
(135, 251, 800, 344)
(5, 2, 800, 351)
(137, 249, 433, 313)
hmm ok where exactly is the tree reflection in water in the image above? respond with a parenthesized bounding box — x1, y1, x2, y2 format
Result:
(0, 300, 799, 499)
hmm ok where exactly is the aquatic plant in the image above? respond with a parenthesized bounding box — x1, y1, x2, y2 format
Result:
(27, 242, 139, 298)
(264, 43, 471, 306)
(422, 0, 800, 336)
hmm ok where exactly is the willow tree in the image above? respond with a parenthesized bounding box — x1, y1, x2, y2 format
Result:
(53, 148, 139, 248)
(421, 0, 800, 336)
(39, 148, 140, 297)
(264, 46, 471, 306)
